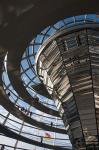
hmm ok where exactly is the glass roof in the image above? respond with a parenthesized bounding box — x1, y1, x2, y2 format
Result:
(1, 14, 99, 149)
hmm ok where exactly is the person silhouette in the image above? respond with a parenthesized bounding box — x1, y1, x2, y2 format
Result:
(41, 136, 43, 144)
(1, 145, 4, 150)
(51, 122, 53, 127)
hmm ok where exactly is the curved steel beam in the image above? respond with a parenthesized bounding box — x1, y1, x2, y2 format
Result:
(0, 0, 98, 119)
(0, 124, 69, 150)
(0, 86, 66, 134)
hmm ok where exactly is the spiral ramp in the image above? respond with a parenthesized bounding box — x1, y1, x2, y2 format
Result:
(0, 1, 99, 150)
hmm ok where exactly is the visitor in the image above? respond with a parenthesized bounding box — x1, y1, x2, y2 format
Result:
(51, 122, 53, 127)
(41, 136, 43, 143)
(1, 145, 4, 150)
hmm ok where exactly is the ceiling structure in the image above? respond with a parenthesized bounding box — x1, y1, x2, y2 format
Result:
(0, 1, 99, 150)
(36, 22, 99, 149)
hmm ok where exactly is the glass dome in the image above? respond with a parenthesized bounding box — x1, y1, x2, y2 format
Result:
(1, 14, 99, 149)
